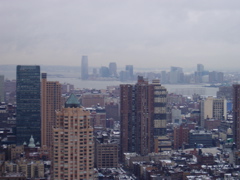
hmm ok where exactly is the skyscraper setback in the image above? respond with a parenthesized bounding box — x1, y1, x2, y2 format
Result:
(120, 76, 167, 159)
(41, 73, 61, 147)
(16, 65, 41, 145)
(81, 55, 88, 80)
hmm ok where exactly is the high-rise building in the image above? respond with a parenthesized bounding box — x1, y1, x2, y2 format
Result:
(195, 64, 205, 83)
(161, 71, 167, 84)
(41, 73, 61, 147)
(169, 66, 183, 84)
(16, 65, 41, 145)
(200, 97, 227, 127)
(151, 79, 169, 152)
(233, 84, 240, 149)
(197, 64, 204, 72)
(105, 102, 119, 121)
(4, 79, 16, 104)
(0, 75, 4, 102)
(99, 66, 110, 77)
(81, 55, 88, 80)
(209, 71, 224, 83)
(125, 65, 133, 80)
(109, 62, 117, 77)
(217, 86, 233, 100)
(52, 94, 94, 180)
(120, 77, 167, 159)
(119, 70, 128, 82)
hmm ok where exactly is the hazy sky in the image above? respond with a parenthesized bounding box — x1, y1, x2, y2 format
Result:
(1, 0, 240, 70)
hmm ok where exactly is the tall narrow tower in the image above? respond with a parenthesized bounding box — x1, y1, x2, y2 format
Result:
(81, 56, 88, 80)
(52, 94, 94, 179)
(41, 73, 61, 147)
(233, 84, 240, 149)
(16, 65, 41, 145)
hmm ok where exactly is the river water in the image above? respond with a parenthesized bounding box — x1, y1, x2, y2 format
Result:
(1, 69, 218, 96)
(48, 77, 218, 97)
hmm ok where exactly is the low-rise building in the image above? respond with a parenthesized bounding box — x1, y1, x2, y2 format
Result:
(3, 159, 44, 179)
(189, 130, 213, 148)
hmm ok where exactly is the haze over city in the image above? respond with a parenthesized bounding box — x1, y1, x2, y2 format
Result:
(1, 0, 240, 70)
(3, 1, 240, 178)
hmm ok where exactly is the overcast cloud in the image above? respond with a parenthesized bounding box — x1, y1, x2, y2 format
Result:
(0, 0, 240, 70)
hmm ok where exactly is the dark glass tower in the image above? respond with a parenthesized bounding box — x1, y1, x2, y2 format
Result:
(16, 65, 41, 145)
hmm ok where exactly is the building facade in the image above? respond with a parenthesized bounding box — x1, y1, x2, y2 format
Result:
(189, 130, 212, 148)
(99, 66, 110, 77)
(4, 159, 44, 179)
(173, 125, 189, 149)
(233, 84, 240, 149)
(52, 94, 94, 180)
(0, 75, 4, 102)
(172, 108, 182, 124)
(125, 65, 134, 80)
(109, 62, 117, 77)
(120, 77, 167, 159)
(81, 56, 88, 80)
(95, 138, 118, 168)
(81, 93, 105, 107)
(151, 79, 168, 152)
(169, 66, 183, 84)
(16, 65, 41, 145)
(200, 97, 227, 127)
(41, 73, 61, 147)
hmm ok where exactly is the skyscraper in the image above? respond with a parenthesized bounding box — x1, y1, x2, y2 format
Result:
(16, 65, 41, 145)
(120, 76, 167, 159)
(233, 84, 240, 149)
(151, 79, 169, 152)
(52, 94, 94, 179)
(197, 64, 204, 72)
(0, 75, 4, 102)
(100, 66, 110, 77)
(41, 73, 61, 147)
(81, 55, 88, 80)
(169, 66, 183, 84)
(125, 65, 133, 80)
(109, 62, 117, 77)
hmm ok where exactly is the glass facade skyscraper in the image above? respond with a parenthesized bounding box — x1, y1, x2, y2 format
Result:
(16, 65, 41, 145)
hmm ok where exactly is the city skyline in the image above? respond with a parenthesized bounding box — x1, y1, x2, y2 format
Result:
(1, 1, 240, 70)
